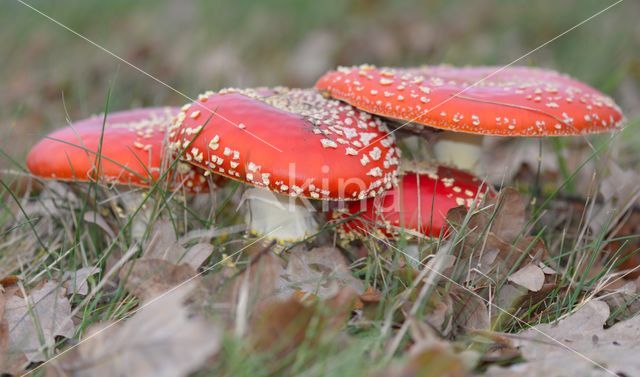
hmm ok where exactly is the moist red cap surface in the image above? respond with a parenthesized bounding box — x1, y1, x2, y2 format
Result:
(26, 107, 208, 192)
(316, 65, 624, 136)
(169, 88, 401, 200)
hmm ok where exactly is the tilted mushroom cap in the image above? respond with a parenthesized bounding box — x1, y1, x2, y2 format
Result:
(331, 162, 493, 240)
(26, 107, 208, 192)
(316, 65, 625, 136)
(168, 87, 401, 200)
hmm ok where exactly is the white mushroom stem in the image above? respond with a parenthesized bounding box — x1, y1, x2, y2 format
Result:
(433, 132, 484, 172)
(240, 187, 319, 243)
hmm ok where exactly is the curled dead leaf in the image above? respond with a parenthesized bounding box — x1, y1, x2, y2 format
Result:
(283, 246, 364, 298)
(507, 263, 545, 292)
(2, 281, 75, 374)
(488, 300, 640, 377)
(250, 287, 357, 359)
(143, 219, 215, 269)
(47, 283, 220, 377)
(63, 267, 100, 296)
(119, 259, 197, 301)
(376, 336, 476, 377)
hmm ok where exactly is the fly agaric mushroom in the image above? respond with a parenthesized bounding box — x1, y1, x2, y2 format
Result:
(330, 162, 492, 264)
(26, 107, 208, 192)
(168, 87, 401, 243)
(316, 65, 625, 171)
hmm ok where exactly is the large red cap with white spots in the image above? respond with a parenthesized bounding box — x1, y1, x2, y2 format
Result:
(26, 107, 208, 192)
(316, 65, 625, 136)
(168, 87, 400, 200)
(331, 162, 493, 240)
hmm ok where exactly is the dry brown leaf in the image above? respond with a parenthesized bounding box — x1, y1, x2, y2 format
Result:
(283, 246, 365, 298)
(63, 267, 100, 296)
(3, 281, 75, 371)
(598, 281, 640, 324)
(216, 247, 361, 320)
(357, 286, 382, 318)
(447, 188, 526, 244)
(47, 283, 220, 377)
(507, 263, 545, 292)
(487, 300, 640, 377)
(590, 161, 640, 235)
(181, 243, 215, 269)
(0, 275, 20, 287)
(489, 188, 527, 241)
(120, 259, 197, 301)
(448, 189, 548, 289)
(82, 211, 116, 239)
(495, 283, 529, 315)
(231, 251, 289, 303)
(376, 336, 476, 377)
(480, 138, 559, 186)
(450, 288, 490, 336)
(421, 288, 454, 336)
(249, 295, 313, 357)
(0, 286, 13, 372)
(143, 219, 214, 269)
(250, 287, 356, 358)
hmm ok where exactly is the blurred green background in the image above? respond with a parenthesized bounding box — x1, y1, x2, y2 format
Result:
(1, 0, 639, 163)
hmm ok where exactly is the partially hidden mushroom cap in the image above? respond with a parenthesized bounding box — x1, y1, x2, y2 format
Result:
(26, 107, 208, 192)
(331, 162, 493, 241)
(168, 87, 401, 200)
(316, 64, 625, 136)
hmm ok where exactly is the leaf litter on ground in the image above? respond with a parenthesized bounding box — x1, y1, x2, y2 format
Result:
(1, 280, 75, 374)
(487, 300, 640, 377)
(1, 175, 639, 377)
(46, 282, 220, 377)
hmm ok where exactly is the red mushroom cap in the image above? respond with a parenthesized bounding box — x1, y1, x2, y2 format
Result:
(331, 162, 493, 240)
(316, 65, 625, 136)
(168, 88, 401, 200)
(26, 107, 208, 192)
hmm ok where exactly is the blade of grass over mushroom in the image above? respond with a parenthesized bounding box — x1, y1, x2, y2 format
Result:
(3, 2, 639, 376)
(27, 107, 207, 191)
(26, 102, 217, 256)
(15, 112, 219, 332)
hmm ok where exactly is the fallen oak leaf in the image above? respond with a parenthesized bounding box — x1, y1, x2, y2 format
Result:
(283, 246, 364, 298)
(82, 211, 116, 239)
(450, 287, 490, 337)
(119, 259, 198, 301)
(3, 281, 74, 371)
(250, 287, 357, 359)
(375, 336, 477, 377)
(216, 247, 362, 319)
(489, 188, 527, 241)
(0, 283, 18, 372)
(143, 219, 215, 269)
(487, 300, 640, 377)
(63, 267, 100, 296)
(507, 263, 545, 292)
(47, 283, 220, 377)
